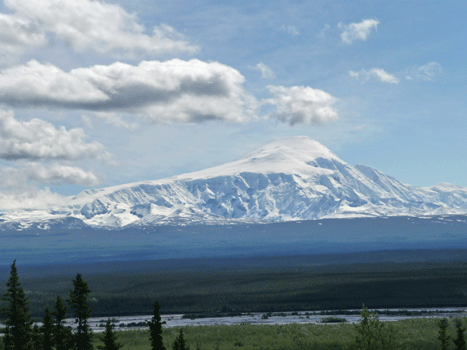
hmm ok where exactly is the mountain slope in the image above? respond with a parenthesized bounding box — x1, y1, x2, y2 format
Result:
(2, 136, 467, 229)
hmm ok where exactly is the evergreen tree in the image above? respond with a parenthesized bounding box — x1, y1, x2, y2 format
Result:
(32, 325, 44, 350)
(173, 329, 188, 350)
(68, 274, 93, 350)
(148, 301, 166, 350)
(454, 319, 467, 350)
(438, 318, 450, 350)
(0, 260, 33, 350)
(3, 328, 12, 350)
(53, 296, 72, 350)
(42, 307, 54, 350)
(97, 320, 122, 350)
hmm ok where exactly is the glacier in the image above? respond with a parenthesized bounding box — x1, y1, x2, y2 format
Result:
(2, 136, 467, 230)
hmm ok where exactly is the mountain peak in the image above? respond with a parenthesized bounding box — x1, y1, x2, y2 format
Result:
(174, 136, 342, 180)
(242, 136, 338, 162)
(3, 136, 467, 230)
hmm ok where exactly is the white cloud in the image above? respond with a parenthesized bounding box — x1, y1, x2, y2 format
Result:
(417, 62, 442, 81)
(25, 163, 100, 186)
(0, 163, 99, 209)
(0, 182, 68, 210)
(2, 0, 198, 57)
(0, 110, 104, 207)
(0, 59, 255, 124)
(0, 163, 99, 187)
(0, 60, 109, 105)
(0, 109, 110, 161)
(254, 62, 275, 79)
(339, 19, 379, 44)
(264, 85, 338, 126)
(279, 25, 300, 37)
(371, 69, 398, 83)
(349, 68, 399, 84)
(0, 13, 48, 61)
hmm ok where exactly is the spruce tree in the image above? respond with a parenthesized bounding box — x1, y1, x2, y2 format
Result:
(173, 329, 188, 350)
(42, 307, 54, 350)
(53, 296, 72, 350)
(0, 260, 33, 350)
(68, 274, 93, 350)
(148, 301, 166, 350)
(97, 320, 122, 350)
(32, 325, 44, 350)
(438, 318, 450, 350)
(454, 319, 467, 350)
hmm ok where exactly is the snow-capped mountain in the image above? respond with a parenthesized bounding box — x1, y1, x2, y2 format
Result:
(2, 136, 467, 230)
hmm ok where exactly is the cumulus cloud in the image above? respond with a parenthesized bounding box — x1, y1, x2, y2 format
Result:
(1, 0, 197, 57)
(0, 110, 104, 207)
(0, 59, 255, 124)
(264, 85, 338, 126)
(0, 109, 110, 161)
(25, 163, 100, 186)
(0, 182, 68, 210)
(0, 162, 99, 209)
(0, 13, 48, 60)
(1, 163, 99, 187)
(339, 19, 379, 44)
(0, 61, 109, 105)
(254, 62, 275, 79)
(349, 68, 399, 84)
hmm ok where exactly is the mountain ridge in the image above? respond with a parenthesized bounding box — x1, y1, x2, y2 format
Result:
(2, 136, 467, 230)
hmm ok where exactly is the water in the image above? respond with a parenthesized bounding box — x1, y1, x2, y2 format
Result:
(1, 307, 465, 334)
(64, 307, 467, 332)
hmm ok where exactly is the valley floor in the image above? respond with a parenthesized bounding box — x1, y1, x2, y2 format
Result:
(3, 249, 467, 319)
(91, 317, 463, 350)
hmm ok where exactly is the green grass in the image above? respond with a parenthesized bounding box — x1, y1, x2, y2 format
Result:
(93, 318, 463, 350)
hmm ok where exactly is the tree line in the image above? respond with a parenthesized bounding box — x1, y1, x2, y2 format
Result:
(0, 260, 187, 350)
(2, 260, 467, 350)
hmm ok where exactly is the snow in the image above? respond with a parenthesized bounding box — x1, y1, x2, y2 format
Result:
(2, 136, 467, 230)
(170, 136, 338, 181)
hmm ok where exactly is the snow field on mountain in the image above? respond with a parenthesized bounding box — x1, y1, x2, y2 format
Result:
(2, 136, 467, 229)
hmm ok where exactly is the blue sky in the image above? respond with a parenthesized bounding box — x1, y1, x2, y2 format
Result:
(0, 0, 466, 209)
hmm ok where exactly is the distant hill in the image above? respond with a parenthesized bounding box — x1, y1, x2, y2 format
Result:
(2, 215, 467, 266)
